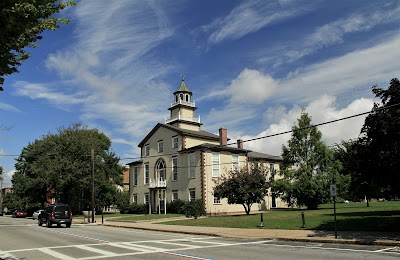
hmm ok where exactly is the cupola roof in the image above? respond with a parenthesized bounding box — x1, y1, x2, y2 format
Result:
(174, 77, 192, 94)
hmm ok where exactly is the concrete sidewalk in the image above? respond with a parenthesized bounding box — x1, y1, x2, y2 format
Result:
(80, 217, 400, 247)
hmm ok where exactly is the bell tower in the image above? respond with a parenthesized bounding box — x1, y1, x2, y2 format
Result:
(165, 77, 201, 130)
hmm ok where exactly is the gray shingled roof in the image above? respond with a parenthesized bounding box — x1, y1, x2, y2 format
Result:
(138, 123, 221, 147)
(247, 151, 283, 161)
(180, 143, 250, 154)
(174, 78, 192, 94)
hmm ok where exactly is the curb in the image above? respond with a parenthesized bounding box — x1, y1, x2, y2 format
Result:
(101, 223, 400, 247)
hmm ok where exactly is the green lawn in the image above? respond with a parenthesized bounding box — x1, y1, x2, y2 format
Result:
(161, 201, 400, 232)
(105, 213, 184, 222)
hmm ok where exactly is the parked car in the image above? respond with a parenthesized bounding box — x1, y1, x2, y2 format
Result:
(12, 210, 27, 218)
(32, 209, 44, 220)
(38, 204, 72, 228)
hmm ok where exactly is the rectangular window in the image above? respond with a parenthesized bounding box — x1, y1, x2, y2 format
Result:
(212, 153, 220, 177)
(172, 190, 178, 201)
(232, 154, 239, 171)
(172, 136, 179, 149)
(188, 153, 195, 179)
(158, 140, 163, 153)
(144, 193, 149, 204)
(189, 189, 196, 202)
(213, 193, 221, 204)
(270, 163, 275, 179)
(133, 194, 138, 204)
(144, 163, 149, 184)
(133, 167, 138, 186)
(172, 156, 178, 181)
(144, 144, 149, 156)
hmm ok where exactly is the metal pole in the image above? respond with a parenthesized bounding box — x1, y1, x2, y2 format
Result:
(91, 149, 95, 223)
(332, 173, 337, 239)
(259, 213, 264, 228)
(301, 211, 305, 228)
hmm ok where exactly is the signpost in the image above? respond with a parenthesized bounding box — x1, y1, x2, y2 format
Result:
(330, 184, 337, 239)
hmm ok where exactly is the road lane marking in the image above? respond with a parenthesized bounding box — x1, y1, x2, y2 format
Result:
(38, 248, 76, 260)
(75, 245, 118, 257)
(162, 251, 216, 260)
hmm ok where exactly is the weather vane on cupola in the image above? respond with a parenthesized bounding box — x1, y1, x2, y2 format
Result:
(181, 74, 185, 81)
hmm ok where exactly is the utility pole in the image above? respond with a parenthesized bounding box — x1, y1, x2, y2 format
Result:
(91, 149, 95, 223)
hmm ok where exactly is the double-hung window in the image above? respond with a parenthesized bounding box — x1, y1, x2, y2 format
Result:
(144, 144, 149, 156)
(172, 136, 178, 149)
(172, 190, 178, 201)
(188, 153, 195, 179)
(213, 193, 221, 204)
(133, 167, 138, 186)
(133, 194, 137, 204)
(144, 193, 149, 204)
(172, 156, 178, 181)
(144, 163, 149, 184)
(212, 153, 220, 177)
(232, 154, 239, 171)
(158, 140, 163, 153)
(189, 189, 196, 202)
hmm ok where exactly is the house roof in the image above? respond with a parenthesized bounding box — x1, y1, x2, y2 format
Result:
(173, 78, 192, 94)
(247, 151, 283, 161)
(180, 143, 250, 154)
(138, 123, 221, 147)
(126, 160, 143, 165)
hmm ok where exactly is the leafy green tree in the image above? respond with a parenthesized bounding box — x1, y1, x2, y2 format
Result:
(273, 112, 334, 210)
(333, 140, 379, 204)
(214, 165, 270, 215)
(0, 0, 76, 88)
(12, 123, 124, 212)
(359, 78, 400, 199)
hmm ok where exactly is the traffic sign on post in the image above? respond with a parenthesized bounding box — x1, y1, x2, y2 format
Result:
(330, 184, 337, 196)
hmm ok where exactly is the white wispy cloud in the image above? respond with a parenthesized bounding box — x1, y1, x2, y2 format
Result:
(279, 33, 400, 103)
(203, 0, 314, 45)
(0, 102, 20, 112)
(258, 3, 400, 66)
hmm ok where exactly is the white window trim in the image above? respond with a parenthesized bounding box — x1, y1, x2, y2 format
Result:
(172, 191, 178, 201)
(144, 193, 149, 204)
(172, 156, 178, 181)
(158, 140, 163, 153)
(144, 163, 149, 184)
(172, 136, 178, 149)
(213, 193, 221, 204)
(212, 153, 220, 177)
(189, 189, 196, 202)
(133, 167, 138, 186)
(188, 153, 195, 179)
(232, 154, 239, 171)
(144, 145, 149, 156)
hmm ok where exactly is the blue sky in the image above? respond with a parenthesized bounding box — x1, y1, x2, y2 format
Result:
(1, 0, 400, 187)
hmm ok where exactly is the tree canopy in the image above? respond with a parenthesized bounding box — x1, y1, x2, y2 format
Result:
(359, 78, 400, 199)
(0, 0, 76, 88)
(213, 165, 270, 215)
(273, 111, 338, 209)
(11, 123, 124, 213)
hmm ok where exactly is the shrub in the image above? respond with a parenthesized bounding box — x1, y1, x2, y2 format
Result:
(166, 199, 186, 214)
(182, 199, 205, 219)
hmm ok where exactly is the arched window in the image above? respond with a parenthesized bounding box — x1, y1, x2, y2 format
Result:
(156, 159, 166, 181)
(175, 95, 178, 103)
(180, 93, 183, 101)
(186, 94, 189, 102)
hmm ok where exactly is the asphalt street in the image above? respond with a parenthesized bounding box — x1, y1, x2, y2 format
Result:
(0, 216, 399, 259)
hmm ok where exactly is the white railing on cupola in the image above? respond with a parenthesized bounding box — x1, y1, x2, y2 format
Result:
(149, 179, 166, 188)
(171, 100, 195, 107)
(165, 114, 201, 124)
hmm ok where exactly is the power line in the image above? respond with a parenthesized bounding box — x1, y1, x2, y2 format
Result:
(1, 102, 399, 162)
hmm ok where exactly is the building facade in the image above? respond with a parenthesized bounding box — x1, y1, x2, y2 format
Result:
(129, 79, 286, 214)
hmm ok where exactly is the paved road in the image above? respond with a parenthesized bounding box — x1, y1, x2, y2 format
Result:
(0, 216, 399, 259)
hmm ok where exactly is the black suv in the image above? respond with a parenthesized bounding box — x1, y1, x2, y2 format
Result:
(38, 203, 72, 228)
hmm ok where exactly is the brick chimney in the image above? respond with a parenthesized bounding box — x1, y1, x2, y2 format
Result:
(237, 139, 243, 149)
(219, 127, 227, 146)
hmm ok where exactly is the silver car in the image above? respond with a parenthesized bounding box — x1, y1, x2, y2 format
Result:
(32, 210, 44, 220)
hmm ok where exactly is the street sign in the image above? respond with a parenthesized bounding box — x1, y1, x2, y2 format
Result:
(330, 184, 337, 196)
